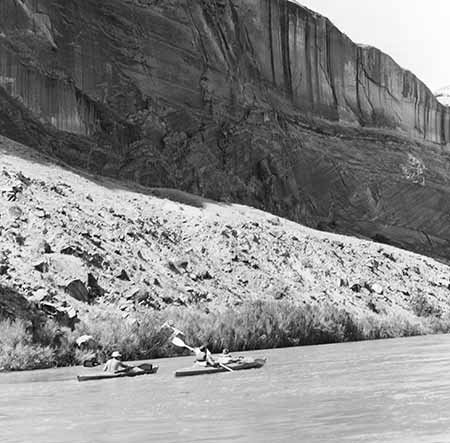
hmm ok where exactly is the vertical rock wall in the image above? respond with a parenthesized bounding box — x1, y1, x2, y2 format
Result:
(237, 0, 449, 143)
(1, 0, 448, 143)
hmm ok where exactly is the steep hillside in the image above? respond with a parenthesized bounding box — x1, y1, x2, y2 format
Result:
(2, 135, 450, 330)
(0, 0, 450, 262)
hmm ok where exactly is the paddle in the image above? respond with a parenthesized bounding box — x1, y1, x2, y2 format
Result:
(171, 336, 234, 372)
(161, 321, 185, 337)
(171, 335, 194, 352)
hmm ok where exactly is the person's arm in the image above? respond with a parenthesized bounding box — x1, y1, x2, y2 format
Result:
(119, 362, 131, 369)
(205, 350, 216, 366)
(114, 361, 132, 373)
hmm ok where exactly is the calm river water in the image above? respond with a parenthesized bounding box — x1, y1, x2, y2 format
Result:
(2, 334, 450, 442)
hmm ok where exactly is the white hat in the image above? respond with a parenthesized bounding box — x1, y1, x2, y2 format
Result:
(112, 351, 122, 358)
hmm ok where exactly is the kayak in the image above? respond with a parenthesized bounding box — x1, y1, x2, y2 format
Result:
(174, 357, 266, 377)
(77, 364, 158, 382)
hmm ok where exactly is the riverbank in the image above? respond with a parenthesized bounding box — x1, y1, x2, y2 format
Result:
(2, 136, 450, 370)
(2, 298, 450, 371)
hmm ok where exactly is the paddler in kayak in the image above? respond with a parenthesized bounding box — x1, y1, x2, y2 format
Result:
(218, 348, 241, 365)
(171, 336, 235, 371)
(103, 351, 132, 373)
(193, 344, 218, 367)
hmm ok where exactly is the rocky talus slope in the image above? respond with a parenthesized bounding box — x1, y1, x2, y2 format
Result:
(1, 135, 450, 328)
(0, 0, 450, 260)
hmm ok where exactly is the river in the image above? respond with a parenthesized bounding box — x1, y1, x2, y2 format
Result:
(2, 334, 450, 442)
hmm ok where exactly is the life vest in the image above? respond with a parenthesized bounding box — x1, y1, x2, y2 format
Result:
(194, 349, 207, 362)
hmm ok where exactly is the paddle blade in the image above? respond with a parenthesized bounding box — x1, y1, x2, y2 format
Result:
(171, 336, 190, 349)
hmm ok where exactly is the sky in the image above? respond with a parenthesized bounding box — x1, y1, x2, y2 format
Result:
(291, 0, 450, 92)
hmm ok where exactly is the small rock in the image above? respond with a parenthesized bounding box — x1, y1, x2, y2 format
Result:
(274, 291, 285, 300)
(8, 206, 23, 218)
(350, 283, 362, 293)
(116, 270, 130, 281)
(60, 245, 84, 257)
(37, 240, 53, 254)
(167, 261, 181, 274)
(35, 207, 49, 219)
(339, 278, 349, 287)
(382, 251, 396, 262)
(33, 261, 49, 273)
(371, 283, 384, 295)
(367, 300, 380, 314)
(5, 185, 23, 202)
(162, 295, 174, 304)
(195, 270, 213, 281)
(88, 253, 104, 269)
(0, 264, 8, 275)
(14, 234, 26, 246)
(269, 217, 281, 226)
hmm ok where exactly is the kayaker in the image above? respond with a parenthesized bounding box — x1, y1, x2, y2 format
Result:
(193, 345, 217, 367)
(103, 351, 131, 373)
(218, 348, 240, 364)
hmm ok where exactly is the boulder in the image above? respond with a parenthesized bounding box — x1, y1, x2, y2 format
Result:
(0, 285, 40, 322)
(87, 273, 105, 299)
(47, 254, 88, 286)
(28, 288, 49, 303)
(65, 279, 90, 303)
(39, 302, 79, 328)
(76, 335, 95, 347)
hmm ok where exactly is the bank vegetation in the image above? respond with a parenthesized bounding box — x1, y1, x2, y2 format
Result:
(1, 299, 449, 371)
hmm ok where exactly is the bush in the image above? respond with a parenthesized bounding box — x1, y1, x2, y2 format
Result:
(411, 293, 442, 318)
(73, 305, 172, 361)
(0, 319, 55, 371)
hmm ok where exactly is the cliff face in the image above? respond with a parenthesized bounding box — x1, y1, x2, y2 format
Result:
(1, 0, 450, 260)
(240, 0, 450, 143)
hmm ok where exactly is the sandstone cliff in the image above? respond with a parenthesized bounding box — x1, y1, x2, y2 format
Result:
(1, 0, 450, 260)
